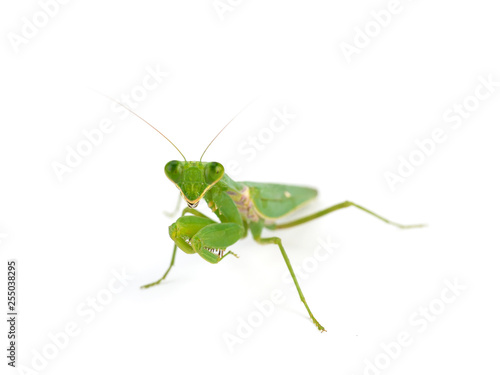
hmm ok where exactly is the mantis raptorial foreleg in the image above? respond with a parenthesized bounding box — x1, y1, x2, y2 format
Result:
(180, 207, 213, 219)
(219, 251, 240, 260)
(143, 205, 244, 288)
(255, 235, 326, 332)
(188, 222, 243, 263)
(142, 208, 216, 289)
(270, 201, 426, 230)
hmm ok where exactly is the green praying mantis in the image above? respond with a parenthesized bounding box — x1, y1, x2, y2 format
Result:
(107, 97, 424, 332)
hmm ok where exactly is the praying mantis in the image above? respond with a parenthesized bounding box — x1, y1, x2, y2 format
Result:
(107, 97, 424, 332)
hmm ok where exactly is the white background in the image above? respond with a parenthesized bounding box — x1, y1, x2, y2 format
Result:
(1, 1, 499, 374)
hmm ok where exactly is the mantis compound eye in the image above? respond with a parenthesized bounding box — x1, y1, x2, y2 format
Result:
(204, 162, 224, 185)
(165, 160, 184, 183)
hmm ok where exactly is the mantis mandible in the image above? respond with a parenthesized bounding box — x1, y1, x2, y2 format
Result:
(108, 97, 424, 332)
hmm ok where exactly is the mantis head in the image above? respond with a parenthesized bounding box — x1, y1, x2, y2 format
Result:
(164, 161, 225, 208)
(99, 93, 251, 209)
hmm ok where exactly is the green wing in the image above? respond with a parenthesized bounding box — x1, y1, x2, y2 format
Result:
(241, 181, 318, 219)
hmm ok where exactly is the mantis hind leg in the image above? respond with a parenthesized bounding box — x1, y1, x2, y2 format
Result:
(271, 201, 425, 230)
(255, 235, 326, 332)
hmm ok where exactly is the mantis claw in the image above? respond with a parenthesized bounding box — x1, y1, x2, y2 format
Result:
(315, 321, 327, 332)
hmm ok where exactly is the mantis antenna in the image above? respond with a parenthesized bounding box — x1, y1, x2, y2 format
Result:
(199, 98, 258, 161)
(95, 91, 187, 161)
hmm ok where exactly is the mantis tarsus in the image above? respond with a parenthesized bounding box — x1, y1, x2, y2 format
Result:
(107, 97, 424, 332)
